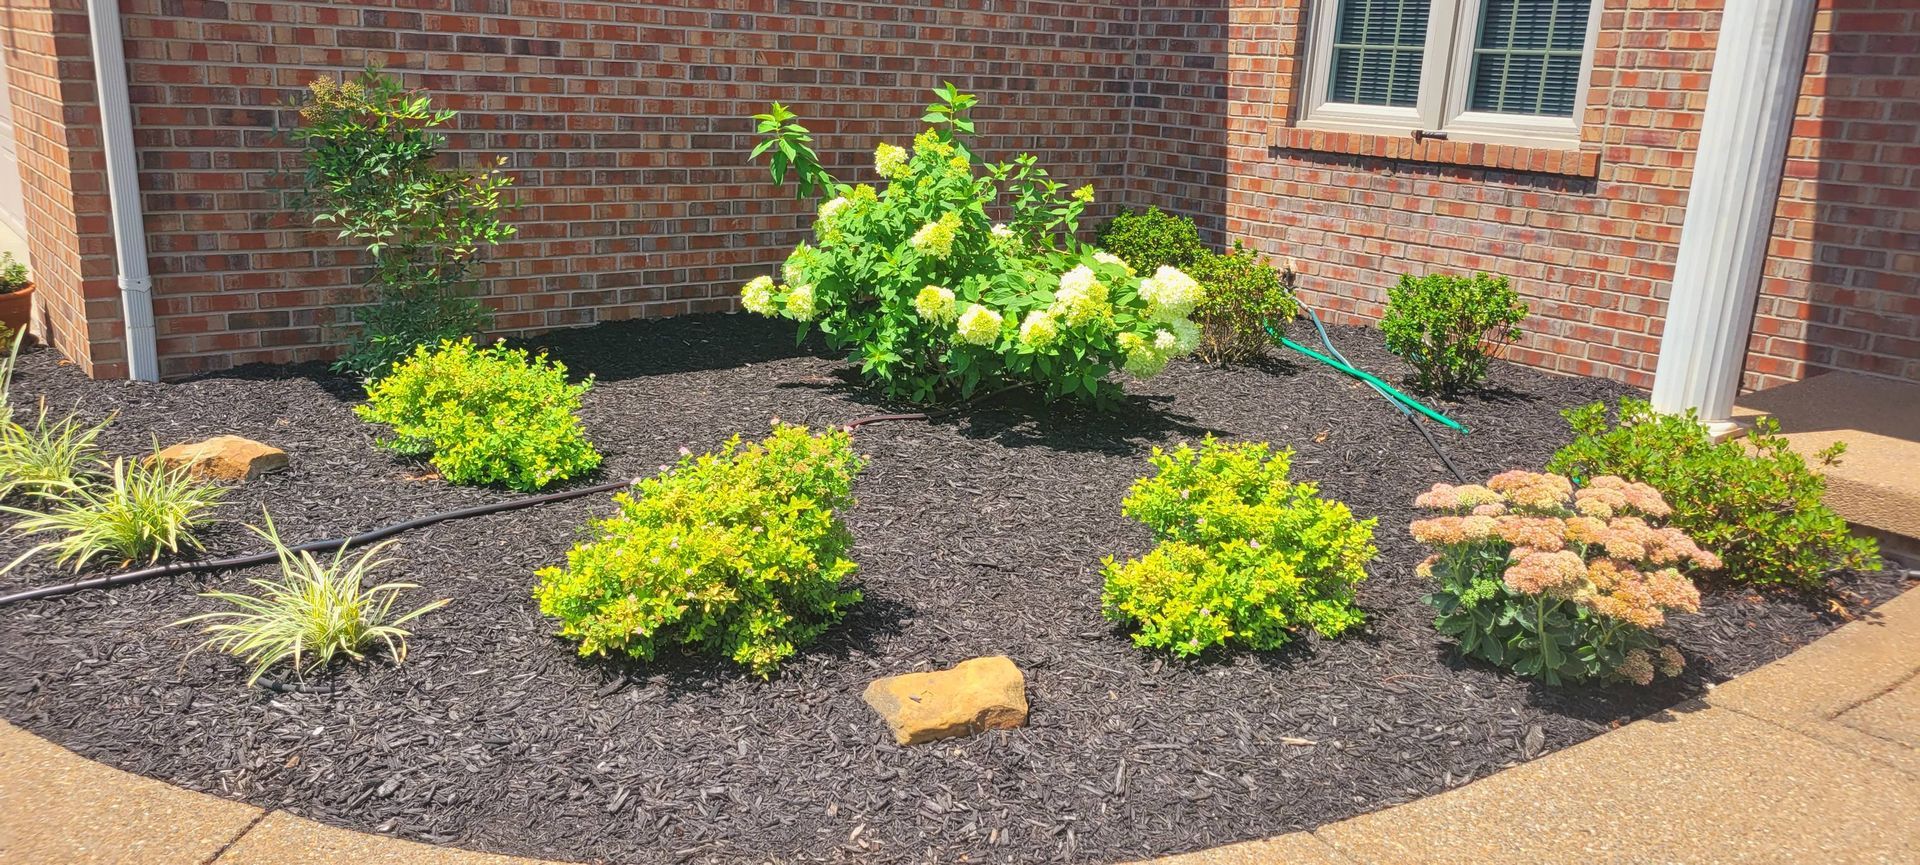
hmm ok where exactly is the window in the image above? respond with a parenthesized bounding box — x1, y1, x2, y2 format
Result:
(1299, 0, 1601, 147)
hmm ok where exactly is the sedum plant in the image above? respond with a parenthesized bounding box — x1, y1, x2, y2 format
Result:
(534, 424, 865, 677)
(1411, 471, 1716, 686)
(176, 513, 448, 684)
(1380, 271, 1527, 395)
(1101, 438, 1376, 657)
(1547, 399, 1879, 591)
(2, 453, 224, 572)
(357, 338, 601, 492)
(740, 86, 1206, 406)
(292, 69, 516, 379)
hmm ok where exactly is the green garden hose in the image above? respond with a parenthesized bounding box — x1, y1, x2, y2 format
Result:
(1263, 322, 1469, 435)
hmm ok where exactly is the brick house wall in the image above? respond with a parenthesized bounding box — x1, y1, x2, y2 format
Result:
(1125, 0, 1920, 390)
(7, 0, 1918, 387)
(0, 0, 127, 378)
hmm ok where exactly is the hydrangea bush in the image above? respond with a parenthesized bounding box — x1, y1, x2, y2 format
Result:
(1411, 470, 1718, 686)
(741, 86, 1205, 405)
(357, 338, 600, 491)
(1101, 438, 1376, 657)
(533, 424, 864, 677)
(1548, 398, 1879, 591)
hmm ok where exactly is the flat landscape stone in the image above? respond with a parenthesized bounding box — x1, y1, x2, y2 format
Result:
(0, 720, 261, 865)
(154, 434, 289, 481)
(863, 655, 1029, 745)
(1312, 706, 1920, 865)
(212, 811, 552, 864)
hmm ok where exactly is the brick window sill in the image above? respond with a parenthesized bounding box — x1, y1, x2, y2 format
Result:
(1268, 125, 1602, 179)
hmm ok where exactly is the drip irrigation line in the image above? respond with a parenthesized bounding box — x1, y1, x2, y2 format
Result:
(0, 383, 1029, 608)
(1269, 310, 1470, 484)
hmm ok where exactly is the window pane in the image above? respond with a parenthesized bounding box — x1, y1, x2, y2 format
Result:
(1328, 0, 1432, 108)
(1467, 0, 1593, 117)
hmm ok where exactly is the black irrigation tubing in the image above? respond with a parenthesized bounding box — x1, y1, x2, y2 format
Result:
(0, 385, 1028, 609)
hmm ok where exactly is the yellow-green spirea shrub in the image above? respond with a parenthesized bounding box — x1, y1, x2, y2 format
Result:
(1101, 438, 1376, 657)
(532, 424, 865, 677)
(356, 338, 600, 492)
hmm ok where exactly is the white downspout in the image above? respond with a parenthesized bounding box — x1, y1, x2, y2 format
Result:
(1648, 0, 1816, 433)
(83, 0, 158, 381)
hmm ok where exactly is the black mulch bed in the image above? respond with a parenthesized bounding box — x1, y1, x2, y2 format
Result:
(0, 314, 1908, 864)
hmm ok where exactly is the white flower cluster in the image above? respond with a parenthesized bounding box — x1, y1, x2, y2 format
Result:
(914, 285, 956, 324)
(740, 275, 776, 316)
(1137, 265, 1201, 322)
(1049, 265, 1110, 326)
(955, 304, 1003, 345)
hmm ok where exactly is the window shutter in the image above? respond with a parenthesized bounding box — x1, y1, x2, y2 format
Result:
(1466, 0, 1593, 116)
(1328, 0, 1433, 108)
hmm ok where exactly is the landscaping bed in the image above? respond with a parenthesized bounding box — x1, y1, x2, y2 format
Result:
(0, 313, 1905, 864)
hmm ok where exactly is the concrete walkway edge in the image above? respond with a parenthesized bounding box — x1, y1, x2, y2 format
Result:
(5, 586, 1918, 865)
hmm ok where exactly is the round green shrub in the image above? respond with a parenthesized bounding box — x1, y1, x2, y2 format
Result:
(1095, 206, 1206, 274)
(533, 424, 865, 677)
(356, 338, 600, 492)
(1188, 242, 1300, 363)
(1379, 272, 1527, 395)
(1101, 437, 1376, 657)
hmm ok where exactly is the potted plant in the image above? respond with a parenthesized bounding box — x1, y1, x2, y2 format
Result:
(0, 252, 32, 332)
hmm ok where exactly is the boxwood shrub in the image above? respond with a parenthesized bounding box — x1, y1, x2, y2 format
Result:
(533, 424, 865, 677)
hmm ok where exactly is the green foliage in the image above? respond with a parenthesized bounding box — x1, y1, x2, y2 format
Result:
(0, 400, 111, 500)
(1, 453, 224, 572)
(176, 512, 448, 684)
(357, 338, 600, 492)
(1380, 272, 1527, 395)
(291, 69, 516, 378)
(1188, 242, 1300, 363)
(533, 424, 866, 677)
(1547, 398, 1880, 590)
(1101, 438, 1376, 657)
(1095, 206, 1206, 274)
(0, 252, 29, 294)
(742, 87, 1206, 406)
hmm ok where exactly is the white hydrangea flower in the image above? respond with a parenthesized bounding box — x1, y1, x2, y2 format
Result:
(1166, 318, 1201, 355)
(740, 275, 777, 316)
(1018, 310, 1060, 348)
(913, 285, 957, 324)
(1117, 331, 1169, 379)
(990, 223, 1014, 240)
(1050, 265, 1110, 327)
(874, 142, 908, 179)
(1138, 264, 1202, 322)
(818, 196, 849, 222)
(955, 304, 1004, 346)
(782, 283, 817, 321)
(1092, 250, 1134, 275)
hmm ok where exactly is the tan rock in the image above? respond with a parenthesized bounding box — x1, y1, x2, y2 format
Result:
(862, 655, 1028, 745)
(153, 435, 288, 481)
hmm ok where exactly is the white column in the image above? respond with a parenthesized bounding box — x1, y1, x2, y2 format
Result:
(1649, 0, 1817, 431)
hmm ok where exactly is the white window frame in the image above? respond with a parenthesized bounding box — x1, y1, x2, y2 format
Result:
(1297, 0, 1603, 149)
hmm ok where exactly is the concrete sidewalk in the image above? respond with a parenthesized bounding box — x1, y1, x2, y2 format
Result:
(5, 587, 1918, 865)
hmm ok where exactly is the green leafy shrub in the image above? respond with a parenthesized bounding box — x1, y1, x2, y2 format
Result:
(0, 252, 29, 294)
(1547, 399, 1879, 590)
(1101, 438, 1376, 657)
(176, 513, 448, 684)
(2, 453, 225, 572)
(292, 70, 516, 378)
(1412, 471, 1714, 685)
(533, 424, 865, 677)
(1380, 272, 1527, 395)
(1095, 206, 1206, 274)
(357, 338, 600, 492)
(1188, 242, 1300, 363)
(740, 87, 1206, 405)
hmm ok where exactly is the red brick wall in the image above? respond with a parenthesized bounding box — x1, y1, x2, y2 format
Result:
(8, 0, 1916, 385)
(1126, 0, 1920, 390)
(1, 0, 123, 378)
(115, 0, 1135, 378)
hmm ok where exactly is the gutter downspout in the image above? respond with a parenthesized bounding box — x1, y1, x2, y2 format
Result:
(83, 0, 158, 381)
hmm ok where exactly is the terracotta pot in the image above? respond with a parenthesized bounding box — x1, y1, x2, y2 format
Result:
(0, 283, 33, 333)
